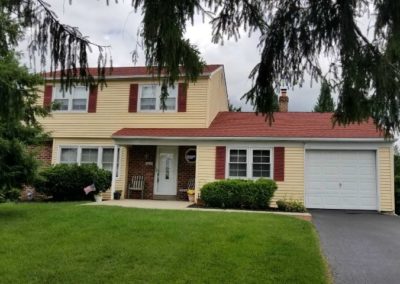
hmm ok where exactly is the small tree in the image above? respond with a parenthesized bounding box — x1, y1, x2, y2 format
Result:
(228, 101, 242, 112)
(313, 80, 335, 113)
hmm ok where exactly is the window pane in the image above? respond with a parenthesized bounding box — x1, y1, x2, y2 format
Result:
(161, 98, 176, 111)
(140, 98, 156, 110)
(73, 86, 88, 98)
(229, 163, 247, 177)
(167, 86, 177, 98)
(141, 85, 157, 98)
(60, 148, 77, 164)
(81, 149, 98, 164)
(102, 148, 114, 172)
(72, 99, 87, 110)
(252, 150, 271, 178)
(229, 149, 247, 163)
(53, 99, 69, 111)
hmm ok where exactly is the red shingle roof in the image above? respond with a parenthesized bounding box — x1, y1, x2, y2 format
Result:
(113, 112, 383, 139)
(43, 65, 222, 79)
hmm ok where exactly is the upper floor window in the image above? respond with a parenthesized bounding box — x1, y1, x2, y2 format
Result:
(139, 84, 177, 112)
(53, 86, 89, 112)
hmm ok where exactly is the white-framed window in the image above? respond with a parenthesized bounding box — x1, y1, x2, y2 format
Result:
(138, 84, 178, 112)
(227, 147, 272, 179)
(59, 146, 120, 177)
(53, 85, 89, 112)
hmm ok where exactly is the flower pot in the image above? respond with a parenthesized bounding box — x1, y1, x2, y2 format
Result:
(113, 191, 122, 200)
(94, 194, 102, 203)
(188, 194, 195, 203)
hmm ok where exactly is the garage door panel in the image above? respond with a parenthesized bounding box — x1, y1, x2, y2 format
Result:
(306, 150, 377, 210)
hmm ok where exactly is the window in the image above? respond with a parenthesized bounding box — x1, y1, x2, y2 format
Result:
(53, 85, 89, 112)
(227, 148, 272, 179)
(229, 149, 247, 177)
(59, 146, 120, 177)
(139, 84, 177, 112)
(81, 148, 98, 165)
(60, 148, 78, 164)
(252, 150, 271, 178)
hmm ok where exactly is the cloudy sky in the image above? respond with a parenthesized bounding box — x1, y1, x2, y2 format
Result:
(21, 0, 327, 111)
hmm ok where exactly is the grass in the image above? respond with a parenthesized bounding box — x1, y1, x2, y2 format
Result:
(0, 203, 329, 284)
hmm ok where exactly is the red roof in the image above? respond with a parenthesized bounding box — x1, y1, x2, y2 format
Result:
(43, 65, 222, 79)
(113, 112, 383, 139)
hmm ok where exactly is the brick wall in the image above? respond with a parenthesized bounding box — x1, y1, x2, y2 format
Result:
(126, 145, 157, 199)
(177, 146, 196, 200)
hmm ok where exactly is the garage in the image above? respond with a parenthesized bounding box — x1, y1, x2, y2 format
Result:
(305, 150, 378, 210)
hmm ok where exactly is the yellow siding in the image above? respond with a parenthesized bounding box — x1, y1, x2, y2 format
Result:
(378, 147, 394, 211)
(38, 78, 211, 138)
(272, 147, 305, 206)
(51, 138, 127, 200)
(195, 145, 216, 198)
(206, 68, 229, 126)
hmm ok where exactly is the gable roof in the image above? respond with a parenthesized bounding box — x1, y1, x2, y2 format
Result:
(43, 65, 223, 79)
(113, 112, 384, 140)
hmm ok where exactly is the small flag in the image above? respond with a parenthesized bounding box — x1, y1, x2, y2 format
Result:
(83, 184, 96, 195)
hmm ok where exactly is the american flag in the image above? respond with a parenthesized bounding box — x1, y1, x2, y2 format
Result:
(83, 184, 96, 195)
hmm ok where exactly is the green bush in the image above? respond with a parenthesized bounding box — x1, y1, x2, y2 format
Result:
(34, 164, 111, 201)
(200, 179, 277, 209)
(276, 199, 307, 213)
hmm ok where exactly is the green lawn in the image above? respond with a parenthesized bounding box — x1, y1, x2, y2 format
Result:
(0, 203, 329, 283)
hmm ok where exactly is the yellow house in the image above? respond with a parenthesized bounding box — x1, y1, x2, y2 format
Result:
(37, 65, 395, 212)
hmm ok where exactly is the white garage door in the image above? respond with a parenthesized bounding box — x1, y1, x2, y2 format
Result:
(305, 150, 377, 210)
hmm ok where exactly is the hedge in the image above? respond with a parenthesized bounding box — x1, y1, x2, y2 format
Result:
(200, 179, 277, 209)
(34, 164, 111, 201)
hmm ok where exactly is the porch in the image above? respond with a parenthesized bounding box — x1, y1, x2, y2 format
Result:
(124, 145, 196, 200)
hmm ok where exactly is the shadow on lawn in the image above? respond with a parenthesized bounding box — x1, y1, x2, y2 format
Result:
(0, 205, 29, 221)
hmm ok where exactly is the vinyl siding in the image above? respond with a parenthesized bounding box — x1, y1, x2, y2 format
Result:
(51, 138, 127, 200)
(272, 147, 305, 206)
(38, 78, 210, 138)
(195, 145, 216, 198)
(378, 147, 395, 211)
(206, 68, 229, 126)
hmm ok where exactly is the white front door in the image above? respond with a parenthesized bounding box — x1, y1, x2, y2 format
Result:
(155, 147, 178, 195)
(305, 150, 378, 210)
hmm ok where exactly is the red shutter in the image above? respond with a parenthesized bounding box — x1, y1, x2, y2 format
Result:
(128, 84, 139, 112)
(274, 147, 285, 181)
(215, 146, 226, 179)
(43, 85, 53, 108)
(88, 85, 98, 113)
(178, 83, 187, 112)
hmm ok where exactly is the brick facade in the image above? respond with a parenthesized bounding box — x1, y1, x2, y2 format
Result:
(126, 145, 196, 200)
(177, 146, 196, 200)
(126, 145, 157, 199)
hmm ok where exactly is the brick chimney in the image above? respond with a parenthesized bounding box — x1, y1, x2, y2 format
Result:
(278, 87, 289, 112)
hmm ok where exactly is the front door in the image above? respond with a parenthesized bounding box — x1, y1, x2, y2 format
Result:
(155, 146, 178, 195)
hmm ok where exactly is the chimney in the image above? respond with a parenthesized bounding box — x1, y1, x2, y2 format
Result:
(279, 87, 289, 112)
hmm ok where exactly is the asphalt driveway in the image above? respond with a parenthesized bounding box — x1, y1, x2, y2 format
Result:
(312, 210, 400, 284)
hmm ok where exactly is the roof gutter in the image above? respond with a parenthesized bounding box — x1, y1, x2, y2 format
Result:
(111, 135, 392, 143)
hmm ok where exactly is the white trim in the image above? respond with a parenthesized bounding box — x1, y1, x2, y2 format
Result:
(110, 145, 119, 200)
(137, 83, 178, 113)
(113, 136, 392, 143)
(225, 146, 274, 180)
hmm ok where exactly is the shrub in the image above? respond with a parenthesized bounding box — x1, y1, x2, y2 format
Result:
(200, 179, 277, 209)
(276, 199, 307, 212)
(34, 164, 111, 201)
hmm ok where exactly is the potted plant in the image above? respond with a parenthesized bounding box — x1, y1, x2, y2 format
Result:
(114, 190, 122, 200)
(94, 193, 102, 203)
(187, 189, 195, 202)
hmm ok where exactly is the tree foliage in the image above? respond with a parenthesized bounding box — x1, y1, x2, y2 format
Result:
(314, 80, 335, 113)
(3, 0, 400, 136)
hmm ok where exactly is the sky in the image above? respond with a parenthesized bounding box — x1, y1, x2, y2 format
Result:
(20, 0, 328, 112)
